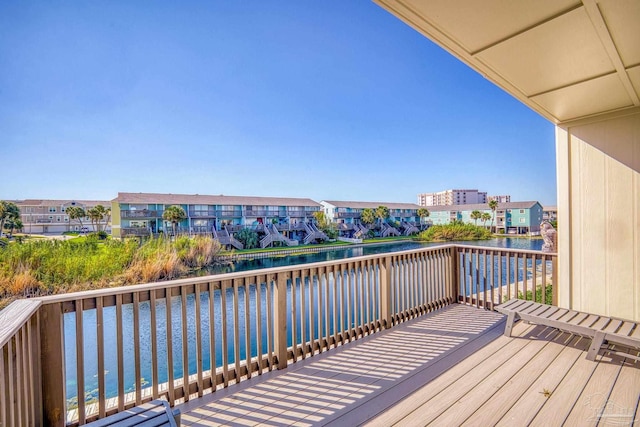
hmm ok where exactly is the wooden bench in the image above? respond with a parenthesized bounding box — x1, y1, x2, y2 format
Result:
(496, 298, 640, 361)
(87, 400, 180, 427)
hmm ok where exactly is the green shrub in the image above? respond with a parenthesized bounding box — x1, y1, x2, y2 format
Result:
(518, 285, 553, 305)
(417, 222, 492, 242)
(235, 228, 259, 249)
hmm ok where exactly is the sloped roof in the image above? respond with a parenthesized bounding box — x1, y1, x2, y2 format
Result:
(114, 192, 322, 207)
(427, 201, 541, 212)
(321, 200, 421, 210)
(16, 199, 111, 207)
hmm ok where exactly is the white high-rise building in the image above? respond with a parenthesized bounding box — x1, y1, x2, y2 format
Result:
(417, 189, 487, 206)
(417, 189, 510, 207)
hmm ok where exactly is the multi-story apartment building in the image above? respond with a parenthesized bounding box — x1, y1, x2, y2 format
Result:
(320, 200, 423, 237)
(111, 192, 322, 241)
(543, 206, 558, 223)
(417, 189, 488, 207)
(15, 199, 111, 234)
(488, 195, 511, 203)
(427, 201, 543, 234)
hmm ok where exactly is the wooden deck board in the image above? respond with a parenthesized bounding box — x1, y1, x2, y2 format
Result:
(425, 327, 567, 426)
(494, 335, 591, 426)
(460, 332, 581, 426)
(561, 353, 625, 426)
(173, 303, 640, 427)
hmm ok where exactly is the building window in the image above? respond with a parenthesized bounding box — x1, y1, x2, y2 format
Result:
(519, 209, 525, 214)
(519, 218, 525, 223)
(49, 207, 56, 213)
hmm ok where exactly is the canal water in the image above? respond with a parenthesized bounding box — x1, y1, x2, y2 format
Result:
(64, 238, 542, 405)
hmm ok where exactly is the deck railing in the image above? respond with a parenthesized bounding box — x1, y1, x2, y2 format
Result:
(0, 244, 556, 426)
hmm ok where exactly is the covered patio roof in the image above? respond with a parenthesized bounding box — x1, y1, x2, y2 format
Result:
(374, 0, 640, 126)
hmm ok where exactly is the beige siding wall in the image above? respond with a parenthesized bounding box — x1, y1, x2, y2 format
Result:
(557, 112, 640, 320)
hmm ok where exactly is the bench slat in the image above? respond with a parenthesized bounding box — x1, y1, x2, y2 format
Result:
(601, 319, 623, 333)
(87, 400, 177, 427)
(615, 322, 635, 337)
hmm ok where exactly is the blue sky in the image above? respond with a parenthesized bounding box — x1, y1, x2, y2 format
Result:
(0, 1, 556, 205)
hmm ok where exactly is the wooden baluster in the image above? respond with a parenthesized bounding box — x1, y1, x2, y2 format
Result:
(532, 255, 538, 303)
(150, 290, 159, 400)
(165, 290, 175, 405)
(334, 267, 341, 347)
(300, 270, 307, 358)
(221, 280, 230, 383)
(266, 277, 273, 371)
(233, 279, 241, 383)
(506, 253, 512, 301)
(255, 277, 263, 373)
(244, 280, 252, 378)
(195, 283, 204, 396)
(180, 287, 189, 401)
(96, 297, 106, 418)
(542, 255, 548, 305)
(483, 249, 488, 308)
(75, 299, 85, 424)
(291, 272, 298, 359)
(308, 269, 316, 354)
(209, 282, 217, 385)
(498, 252, 503, 304)
(134, 292, 142, 405)
(321, 267, 329, 349)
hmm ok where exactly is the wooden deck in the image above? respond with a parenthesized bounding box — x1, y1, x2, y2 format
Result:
(176, 304, 640, 426)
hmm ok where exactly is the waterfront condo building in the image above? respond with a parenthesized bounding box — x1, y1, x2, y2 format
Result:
(417, 189, 488, 206)
(427, 201, 544, 234)
(111, 192, 322, 240)
(321, 200, 424, 237)
(15, 199, 111, 234)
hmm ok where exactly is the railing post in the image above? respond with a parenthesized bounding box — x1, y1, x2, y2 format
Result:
(39, 303, 66, 427)
(380, 256, 392, 329)
(273, 272, 289, 370)
(449, 246, 459, 304)
(552, 255, 558, 306)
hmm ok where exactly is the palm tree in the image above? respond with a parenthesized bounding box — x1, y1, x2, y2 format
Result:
(0, 201, 20, 235)
(312, 211, 328, 228)
(360, 208, 375, 226)
(417, 208, 430, 226)
(481, 212, 492, 228)
(4, 217, 23, 237)
(488, 200, 498, 231)
(86, 205, 110, 232)
(470, 210, 482, 225)
(163, 205, 187, 236)
(66, 206, 86, 232)
(375, 205, 390, 227)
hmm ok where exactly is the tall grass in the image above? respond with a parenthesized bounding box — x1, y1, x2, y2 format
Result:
(0, 235, 224, 308)
(417, 222, 492, 242)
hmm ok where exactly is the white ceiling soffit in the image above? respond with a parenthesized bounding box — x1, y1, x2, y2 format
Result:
(374, 0, 640, 125)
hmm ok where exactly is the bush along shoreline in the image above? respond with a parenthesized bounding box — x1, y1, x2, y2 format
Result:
(416, 222, 492, 242)
(0, 235, 226, 309)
